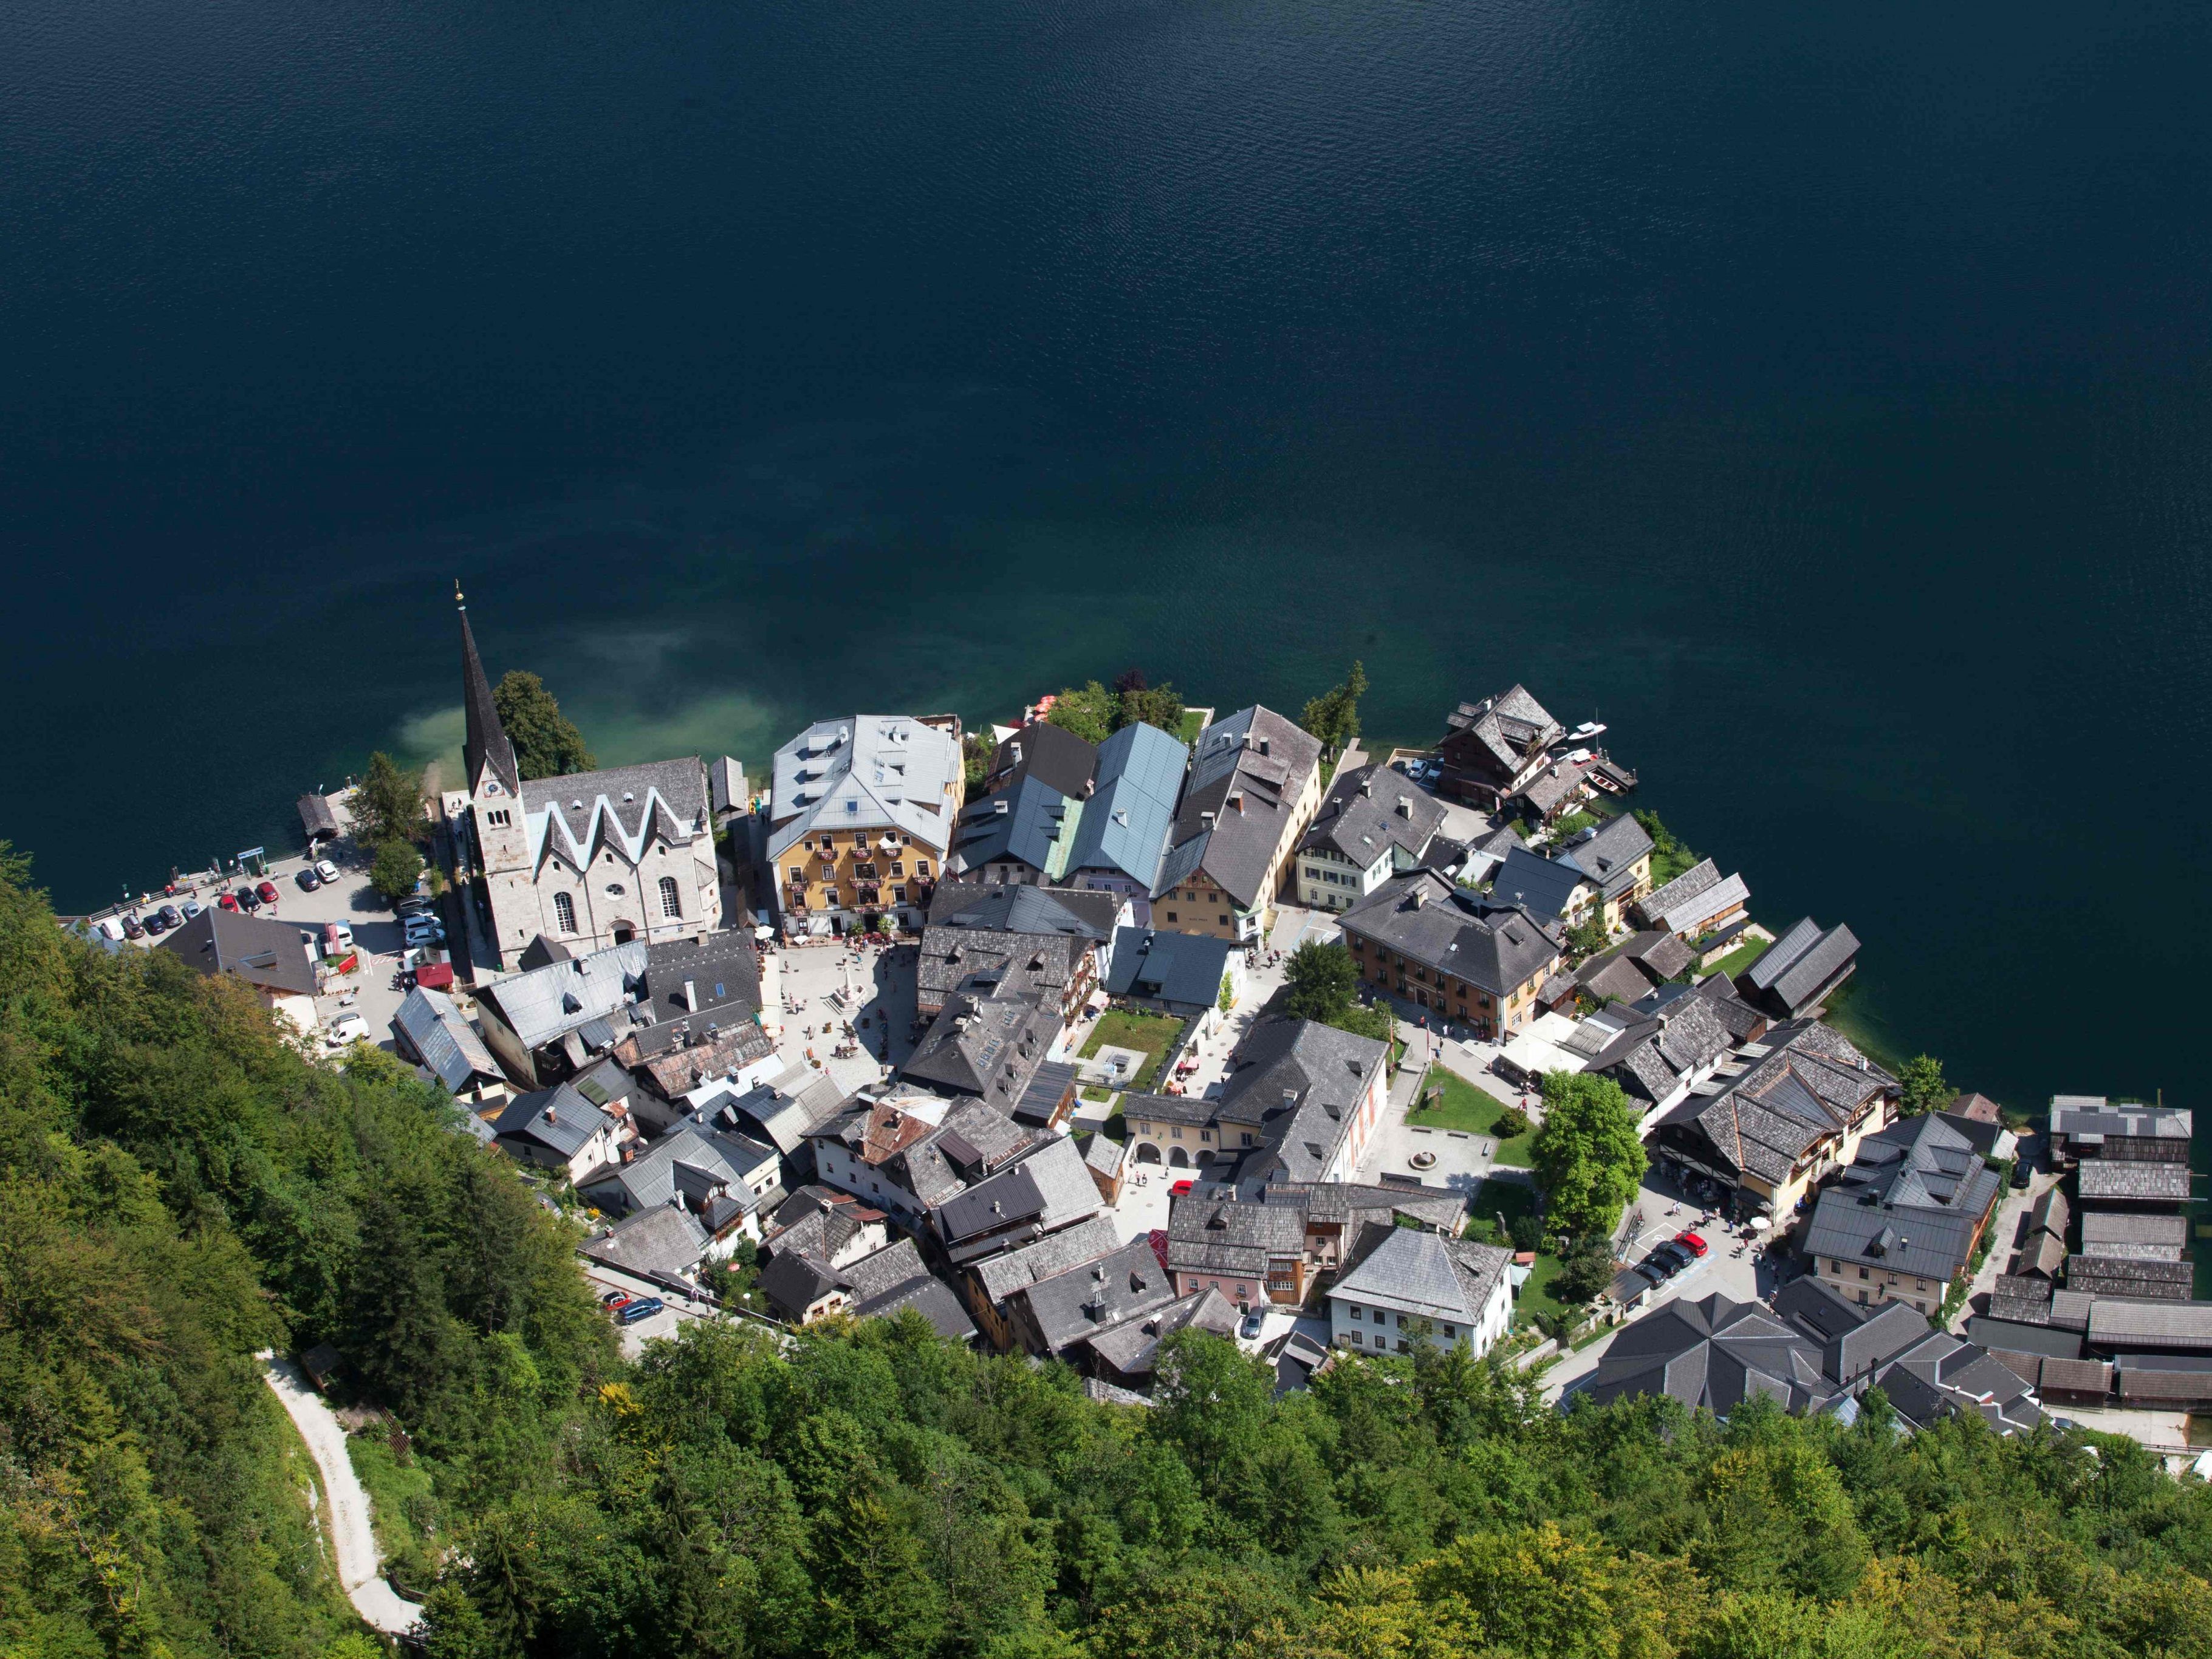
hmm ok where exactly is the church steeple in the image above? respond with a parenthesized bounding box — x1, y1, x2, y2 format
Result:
(457, 583, 521, 798)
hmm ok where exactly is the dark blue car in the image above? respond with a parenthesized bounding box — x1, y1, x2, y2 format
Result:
(617, 1297, 665, 1325)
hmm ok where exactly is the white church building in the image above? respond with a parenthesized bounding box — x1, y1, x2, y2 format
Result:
(450, 602, 739, 970)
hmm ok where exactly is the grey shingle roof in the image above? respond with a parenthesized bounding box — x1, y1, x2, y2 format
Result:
(1803, 1112, 2001, 1284)
(1216, 1018, 1389, 1185)
(1018, 1236, 1180, 1353)
(392, 987, 501, 1092)
(1329, 1226, 1512, 1325)
(1167, 1192, 1306, 1278)
(1578, 1294, 1834, 1415)
(1063, 722, 1187, 889)
(1745, 917, 1861, 1014)
(1442, 685, 1561, 775)
(2051, 1102, 2193, 1143)
(584, 1122, 776, 1214)
(1554, 813, 1654, 898)
(522, 758, 711, 871)
(1662, 1020, 1894, 1189)
(494, 1082, 614, 1161)
(1341, 871, 1561, 999)
(2080, 1211, 2188, 1259)
(581, 1205, 710, 1279)
(900, 987, 1061, 1107)
(850, 1272, 978, 1343)
(1299, 765, 1445, 865)
(2066, 1256, 2194, 1299)
(972, 1213, 1123, 1306)
(159, 908, 321, 999)
(2087, 1298, 2212, 1352)
(2077, 1161, 2192, 1201)
(1155, 706, 1321, 909)
(1080, 1287, 1241, 1379)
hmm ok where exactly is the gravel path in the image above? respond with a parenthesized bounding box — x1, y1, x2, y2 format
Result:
(260, 1353, 425, 1637)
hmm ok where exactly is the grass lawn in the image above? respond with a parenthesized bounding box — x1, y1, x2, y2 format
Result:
(1514, 1252, 1571, 1327)
(1407, 1067, 1538, 1166)
(346, 1428, 439, 1596)
(1080, 1085, 1115, 1103)
(1079, 1008, 1186, 1091)
(1696, 937, 1769, 984)
(1177, 710, 1208, 742)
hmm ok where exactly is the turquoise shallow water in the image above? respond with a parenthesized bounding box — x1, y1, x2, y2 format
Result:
(1, 0, 2208, 1124)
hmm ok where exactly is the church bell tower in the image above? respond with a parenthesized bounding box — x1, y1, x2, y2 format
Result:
(457, 586, 536, 962)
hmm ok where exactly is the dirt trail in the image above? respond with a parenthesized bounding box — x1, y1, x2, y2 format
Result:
(260, 1353, 425, 1637)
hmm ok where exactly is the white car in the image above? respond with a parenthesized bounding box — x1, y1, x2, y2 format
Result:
(323, 1012, 368, 1047)
(313, 859, 341, 884)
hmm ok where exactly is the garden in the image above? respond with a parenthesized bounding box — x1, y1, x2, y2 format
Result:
(1407, 1065, 1537, 1165)
(1078, 1007, 1188, 1092)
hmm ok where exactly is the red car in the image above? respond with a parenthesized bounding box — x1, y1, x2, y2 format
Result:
(256, 880, 280, 906)
(217, 891, 240, 911)
(1169, 1179, 1196, 1197)
(1674, 1231, 1709, 1257)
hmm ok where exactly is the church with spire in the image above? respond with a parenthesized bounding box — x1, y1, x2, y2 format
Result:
(454, 594, 744, 970)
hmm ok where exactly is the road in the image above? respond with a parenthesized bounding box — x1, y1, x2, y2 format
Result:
(259, 1353, 423, 1638)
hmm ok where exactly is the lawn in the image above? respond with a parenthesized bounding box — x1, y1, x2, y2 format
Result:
(1696, 936, 1769, 984)
(346, 1428, 439, 1598)
(1079, 1008, 1187, 1091)
(1514, 1252, 1572, 1327)
(1177, 709, 1208, 742)
(1407, 1067, 1537, 1166)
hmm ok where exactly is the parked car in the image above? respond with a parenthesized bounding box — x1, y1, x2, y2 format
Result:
(404, 922, 448, 945)
(2011, 1161, 2033, 1189)
(599, 1288, 632, 1310)
(323, 1013, 368, 1047)
(235, 886, 261, 912)
(313, 858, 341, 884)
(397, 897, 436, 917)
(1239, 1310, 1264, 1340)
(296, 869, 321, 891)
(141, 912, 168, 937)
(256, 880, 280, 906)
(1652, 1241, 1695, 1274)
(217, 892, 239, 911)
(181, 900, 204, 920)
(156, 903, 182, 929)
(1674, 1231, 1709, 1257)
(120, 913, 145, 939)
(617, 1297, 665, 1325)
(323, 921, 355, 951)
(1169, 1178, 1196, 1197)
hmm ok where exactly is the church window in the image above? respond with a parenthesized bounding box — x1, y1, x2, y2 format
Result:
(553, 892, 577, 934)
(487, 808, 512, 828)
(659, 877, 682, 919)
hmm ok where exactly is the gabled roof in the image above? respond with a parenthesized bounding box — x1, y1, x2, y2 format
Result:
(1080, 1287, 1241, 1379)
(2066, 1256, 2194, 1299)
(494, 1083, 614, 1161)
(1018, 1235, 1182, 1354)
(1341, 871, 1561, 998)
(1554, 813, 1655, 898)
(1329, 1226, 1512, 1326)
(937, 1135, 1100, 1244)
(1485, 847, 1589, 924)
(1660, 1020, 1894, 1191)
(1577, 1294, 1834, 1415)
(1636, 860, 1752, 936)
(950, 774, 1081, 877)
(769, 716, 961, 857)
(1167, 1192, 1306, 1278)
(1442, 686, 1561, 774)
(2080, 1211, 2188, 1259)
(1299, 765, 1446, 866)
(972, 1213, 1123, 1306)
(928, 882, 1121, 939)
(1744, 917, 1861, 1014)
(2052, 1102, 2194, 1143)
(585, 1122, 777, 1214)
(392, 987, 503, 1093)
(987, 720, 1098, 799)
(157, 908, 320, 999)
(1156, 706, 1321, 908)
(477, 942, 648, 1050)
(900, 987, 1061, 1107)
(1216, 1018, 1388, 1185)
(1062, 721, 1188, 888)
(2078, 1161, 2192, 1201)
(581, 1205, 711, 1280)
(1106, 927, 1236, 1008)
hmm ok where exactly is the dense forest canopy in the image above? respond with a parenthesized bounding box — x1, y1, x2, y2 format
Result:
(4, 846, 2212, 1659)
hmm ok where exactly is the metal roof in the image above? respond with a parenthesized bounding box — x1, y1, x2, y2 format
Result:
(1062, 720, 1188, 888)
(392, 987, 501, 1093)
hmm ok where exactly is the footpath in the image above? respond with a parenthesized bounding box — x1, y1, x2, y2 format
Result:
(260, 1353, 425, 1638)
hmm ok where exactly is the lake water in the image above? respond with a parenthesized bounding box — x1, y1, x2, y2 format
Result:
(2, 0, 2208, 1118)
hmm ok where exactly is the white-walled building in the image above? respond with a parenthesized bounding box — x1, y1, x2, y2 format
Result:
(1327, 1226, 1515, 1359)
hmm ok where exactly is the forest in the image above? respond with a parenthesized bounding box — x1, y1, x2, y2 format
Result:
(4, 846, 2212, 1659)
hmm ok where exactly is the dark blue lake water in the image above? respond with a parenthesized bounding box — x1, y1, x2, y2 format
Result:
(3, 0, 2208, 1114)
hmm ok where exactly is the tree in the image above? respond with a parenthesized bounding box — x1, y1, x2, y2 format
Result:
(1563, 910, 1609, 960)
(354, 750, 426, 845)
(493, 669, 595, 781)
(962, 731, 994, 792)
(1299, 660, 1369, 758)
(1531, 1073, 1648, 1238)
(1898, 1054, 1949, 1117)
(1631, 809, 1696, 887)
(1282, 940, 1362, 1022)
(1046, 681, 1115, 744)
(371, 837, 425, 904)
(1551, 1238, 1617, 1305)
(1115, 679, 1186, 738)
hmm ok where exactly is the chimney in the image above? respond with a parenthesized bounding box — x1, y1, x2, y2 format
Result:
(1409, 887, 1427, 909)
(1360, 774, 1374, 796)
(1395, 795, 1412, 818)
(1011, 741, 1023, 764)
(1201, 810, 1216, 830)
(1228, 791, 1244, 814)
(1258, 737, 1271, 758)
(684, 979, 697, 1011)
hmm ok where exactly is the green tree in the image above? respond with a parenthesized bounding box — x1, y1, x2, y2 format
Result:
(354, 749, 426, 845)
(1632, 809, 1696, 887)
(1897, 1054, 1949, 1117)
(371, 836, 425, 903)
(1532, 1072, 1648, 1237)
(1564, 910, 1610, 959)
(1552, 1237, 1617, 1305)
(492, 669, 595, 781)
(1282, 939, 1362, 1022)
(1300, 660, 1369, 758)
(962, 731, 995, 792)
(1046, 680, 1115, 744)
(1112, 670, 1187, 737)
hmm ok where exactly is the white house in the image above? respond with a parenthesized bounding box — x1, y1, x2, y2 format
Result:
(1327, 1226, 1515, 1359)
